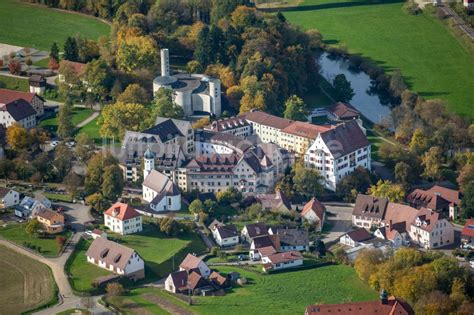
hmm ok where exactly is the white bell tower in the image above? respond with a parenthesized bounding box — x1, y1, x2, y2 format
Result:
(143, 148, 155, 179)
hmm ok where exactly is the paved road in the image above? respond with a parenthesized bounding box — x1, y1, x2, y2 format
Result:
(322, 204, 354, 243)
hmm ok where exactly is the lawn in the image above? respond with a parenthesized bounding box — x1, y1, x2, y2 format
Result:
(39, 107, 94, 134)
(0, 223, 71, 257)
(0, 245, 57, 314)
(0, 0, 110, 50)
(0, 74, 29, 91)
(112, 264, 377, 315)
(283, 0, 474, 118)
(33, 57, 50, 68)
(43, 192, 73, 203)
(66, 224, 207, 293)
(75, 114, 102, 144)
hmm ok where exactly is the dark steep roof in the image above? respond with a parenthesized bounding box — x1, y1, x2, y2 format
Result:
(319, 120, 369, 158)
(142, 119, 184, 143)
(352, 194, 389, 220)
(1, 99, 36, 121)
(345, 228, 373, 242)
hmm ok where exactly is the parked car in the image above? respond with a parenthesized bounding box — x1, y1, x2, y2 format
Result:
(50, 140, 59, 147)
(66, 141, 76, 148)
(460, 243, 474, 250)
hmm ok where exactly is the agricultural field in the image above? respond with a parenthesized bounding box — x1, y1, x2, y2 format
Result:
(0, 0, 110, 50)
(108, 264, 377, 315)
(66, 223, 207, 293)
(0, 223, 71, 257)
(283, 0, 474, 118)
(0, 245, 56, 314)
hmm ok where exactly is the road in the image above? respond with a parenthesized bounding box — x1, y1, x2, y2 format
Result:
(321, 203, 354, 243)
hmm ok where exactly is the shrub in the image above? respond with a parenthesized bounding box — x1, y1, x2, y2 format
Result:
(25, 58, 33, 66)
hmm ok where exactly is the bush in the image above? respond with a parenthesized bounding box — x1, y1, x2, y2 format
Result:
(25, 58, 33, 66)
(403, 0, 421, 15)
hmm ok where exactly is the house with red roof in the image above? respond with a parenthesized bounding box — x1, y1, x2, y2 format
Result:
(461, 219, 474, 248)
(408, 207, 454, 249)
(301, 197, 326, 231)
(407, 185, 461, 219)
(261, 251, 303, 272)
(0, 88, 45, 117)
(104, 202, 142, 235)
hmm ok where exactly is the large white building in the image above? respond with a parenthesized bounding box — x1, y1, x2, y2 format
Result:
(0, 99, 36, 129)
(104, 202, 143, 235)
(153, 49, 221, 118)
(304, 120, 371, 191)
(409, 207, 454, 249)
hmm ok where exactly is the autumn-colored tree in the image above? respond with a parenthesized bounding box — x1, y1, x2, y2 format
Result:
(116, 83, 150, 105)
(421, 146, 443, 180)
(192, 117, 210, 129)
(394, 162, 414, 187)
(58, 61, 80, 86)
(8, 60, 21, 75)
(283, 95, 308, 121)
(48, 58, 59, 70)
(457, 163, 474, 193)
(106, 282, 124, 297)
(57, 98, 74, 139)
(6, 123, 29, 150)
(25, 219, 42, 236)
(415, 291, 454, 315)
(354, 248, 386, 282)
(392, 264, 437, 304)
(187, 60, 204, 74)
(151, 88, 184, 120)
(85, 152, 119, 195)
(85, 192, 107, 212)
(226, 85, 244, 110)
(189, 199, 204, 214)
(116, 32, 158, 72)
(83, 58, 112, 101)
(367, 180, 405, 202)
(99, 102, 148, 139)
(409, 128, 429, 154)
(101, 164, 124, 201)
(205, 64, 237, 89)
(54, 143, 74, 180)
(74, 133, 95, 162)
(293, 162, 324, 198)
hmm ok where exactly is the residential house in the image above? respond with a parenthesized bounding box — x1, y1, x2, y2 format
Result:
(409, 207, 454, 249)
(261, 251, 303, 272)
(91, 229, 107, 240)
(327, 102, 361, 122)
(85, 237, 145, 280)
(179, 254, 211, 278)
(304, 120, 371, 191)
(0, 99, 36, 128)
(104, 202, 142, 235)
(208, 219, 224, 230)
(36, 209, 64, 234)
(0, 88, 45, 116)
(249, 234, 280, 260)
(268, 227, 309, 251)
(461, 219, 474, 247)
(352, 194, 390, 229)
(0, 187, 20, 209)
(305, 293, 414, 315)
(407, 185, 462, 219)
(14, 196, 51, 218)
(204, 116, 251, 137)
(165, 270, 207, 294)
(251, 142, 293, 176)
(241, 222, 268, 243)
(300, 198, 326, 232)
(340, 228, 374, 247)
(28, 75, 47, 95)
(210, 224, 239, 247)
(142, 153, 181, 212)
(374, 221, 406, 248)
(255, 189, 291, 214)
(58, 60, 86, 85)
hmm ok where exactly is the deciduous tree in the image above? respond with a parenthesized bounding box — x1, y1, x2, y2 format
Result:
(367, 180, 405, 202)
(116, 83, 150, 105)
(99, 102, 147, 139)
(333, 74, 354, 103)
(6, 123, 29, 150)
(421, 146, 443, 180)
(57, 97, 74, 139)
(151, 88, 184, 120)
(283, 95, 308, 121)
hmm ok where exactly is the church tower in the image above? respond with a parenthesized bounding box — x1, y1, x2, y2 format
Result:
(143, 148, 155, 179)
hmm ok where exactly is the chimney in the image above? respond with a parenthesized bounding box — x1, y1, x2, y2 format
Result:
(161, 49, 170, 77)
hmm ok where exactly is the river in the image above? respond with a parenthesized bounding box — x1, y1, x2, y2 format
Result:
(318, 52, 393, 124)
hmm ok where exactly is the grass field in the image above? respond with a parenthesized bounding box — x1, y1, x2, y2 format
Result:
(0, 223, 71, 257)
(0, 245, 56, 314)
(111, 264, 377, 315)
(76, 114, 102, 143)
(0, 74, 29, 91)
(0, 0, 110, 50)
(39, 107, 94, 134)
(67, 224, 207, 293)
(283, 0, 474, 118)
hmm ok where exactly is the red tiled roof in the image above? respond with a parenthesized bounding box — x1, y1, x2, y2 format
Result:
(281, 121, 331, 139)
(179, 254, 204, 271)
(243, 110, 294, 130)
(407, 185, 461, 211)
(60, 60, 86, 74)
(0, 89, 37, 104)
(345, 228, 373, 242)
(411, 207, 439, 232)
(462, 219, 474, 238)
(305, 296, 414, 315)
(301, 197, 326, 221)
(328, 102, 360, 119)
(383, 203, 419, 232)
(266, 251, 303, 264)
(104, 202, 141, 221)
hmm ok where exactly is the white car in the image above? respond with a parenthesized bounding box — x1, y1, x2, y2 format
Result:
(66, 141, 76, 148)
(50, 140, 59, 147)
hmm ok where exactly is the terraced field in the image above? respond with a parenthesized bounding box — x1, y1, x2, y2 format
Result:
(0, 245, 56, 314)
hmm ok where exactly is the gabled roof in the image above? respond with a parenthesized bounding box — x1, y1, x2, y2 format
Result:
(85, 238, 137, 270)
(0, 99, 36, 121)
(256, 189, 291, 211)
(462, 219, 474, 238)
(169, 270, 188, 290)
(59, 60, 86, 74)
(252, 234, 280, 250)
(344, 228, 373, 242)
(0, 88, 43, 104)
(319, 120, 369, 158)
(383, 203, 419, 232)
(242, 110, 294, 130)
(205, 116, 249, 132)
(215, 225, 238, 239)
(266, 251, 303, 264)
(301, 198, 326, 221)
(142, 119, 184, 143)
(352, 194, 389, 220)
(143, 170, 180, 197)
(281, 121, 331, 140)
(328, 102, 360, 119)
(273, 228, 309, 247)
(104, 202, 141, 221)
(305, 296, 414, 315)
(244, 222, 268, 238)
(209, 271, 227, 286)
(36, 208, 63, 221)
(0, 187, 14, 198)
(208, 219, 224, 230)
(407, 185, 461, 210)
(411, 207, 440, 232)
(377, 222, 405, 241)
(180, 254, 205, 271)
